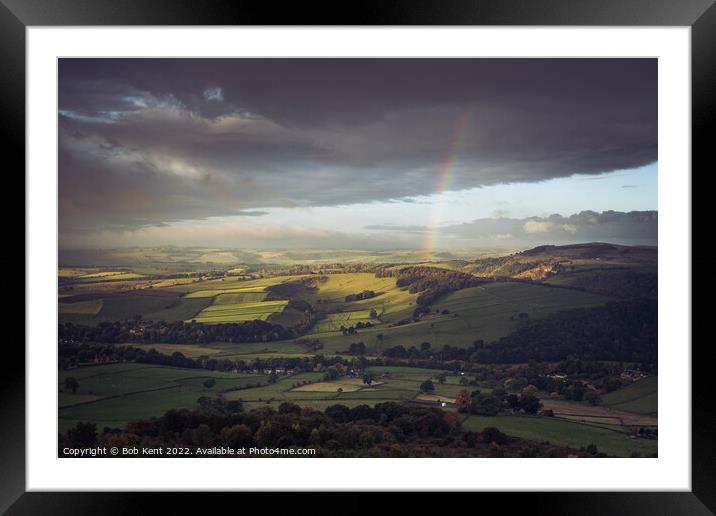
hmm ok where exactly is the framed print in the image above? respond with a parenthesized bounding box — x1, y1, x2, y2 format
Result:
(3, 0, 713, 512)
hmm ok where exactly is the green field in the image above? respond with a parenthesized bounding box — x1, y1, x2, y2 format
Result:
(433, 282, 613, 337)
(306, 280, 613, 353)
(117, 343, 223, 358)
(462, 414, 657, 457)
(190, 300, 289, 323)
(291, 377, 381, 393)
(99, 296, 173, 320)
(314, 310, 376, 332)
(118, 340, 311, 359)
(600, 376, 658, 416)
(143, 297, 213, 322)
(59, 295, 208, 325)
(58, 299, 103, 315)
(224, 366, 460, 412)
(58, 364, 267, 432)
(171, 275, 304, 295)
(205, 341, 309, 357)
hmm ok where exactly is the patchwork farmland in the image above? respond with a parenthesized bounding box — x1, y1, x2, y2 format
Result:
(58, 243, 658, 457)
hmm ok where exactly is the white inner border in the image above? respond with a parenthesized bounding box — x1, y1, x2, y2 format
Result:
(27, 27, 691, 491)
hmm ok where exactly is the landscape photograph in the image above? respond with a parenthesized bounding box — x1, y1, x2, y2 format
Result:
(57, 58, 658, 458)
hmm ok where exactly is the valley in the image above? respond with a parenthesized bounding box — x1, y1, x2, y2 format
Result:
(58, 243, 658, 457)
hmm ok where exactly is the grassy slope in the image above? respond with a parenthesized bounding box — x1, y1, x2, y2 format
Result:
(143, 297, 213, 322)
(58, 299, 103, 315)
(306, 280, 613, 353)
(59, 296, 172, 325)
(306, 273, 417, 321)
(58, 364, 267, 432)
(600, 376, 658, 416)
(462, 415, 657, 457)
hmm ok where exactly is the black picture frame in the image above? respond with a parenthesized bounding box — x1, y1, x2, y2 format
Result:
(2, 0, 711, 513)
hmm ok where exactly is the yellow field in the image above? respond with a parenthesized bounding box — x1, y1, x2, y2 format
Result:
(79, 271, 145, 280)
(59, 267, 97, 278)
(150, 278, 200, 289)
(177, 275, 307, 296)
(190, 300, 288, 323)
(306, 272, 417, 323)
(184, 286, 268, 299)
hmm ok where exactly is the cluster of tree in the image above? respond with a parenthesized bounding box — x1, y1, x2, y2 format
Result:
(59, 399, 589, 457)
(419, 380, 435, 392)
(322, 366, 342, 381)
(382, 341, 485, 361)
(339, 321, 374, 335)
(59, 341, 362, 377)
(469, 299, 657, 364)
(293, 338, 324, 351)
(455, 360, 652, 404)
(59, 318, 294, 345)
(377, 266, 485, 306)
(59, 341, 204, 371)
(344, 290, 378, 302)
(553, 358, 635, 378)
(264, 277, 325, 301)
(248, 263, 377, 278)
(455, 386, 541, 416)
(346, 342, 367, 355)
(280, 299, 321, 334)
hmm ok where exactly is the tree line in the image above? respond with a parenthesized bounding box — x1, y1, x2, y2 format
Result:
(59, 399, 596, 458)
(59, 319, 294, 345)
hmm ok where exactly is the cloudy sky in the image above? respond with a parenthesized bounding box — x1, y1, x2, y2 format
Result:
(58, 58, 657, 251)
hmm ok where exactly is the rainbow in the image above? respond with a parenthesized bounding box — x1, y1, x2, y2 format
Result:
(421, 111, 471, 261)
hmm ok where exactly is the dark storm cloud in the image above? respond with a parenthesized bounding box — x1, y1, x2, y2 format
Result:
(58, 58, 657, 235)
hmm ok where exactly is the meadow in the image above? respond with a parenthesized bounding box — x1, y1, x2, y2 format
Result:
(58, 364, 267, 432)
(600, 376, 658, 416)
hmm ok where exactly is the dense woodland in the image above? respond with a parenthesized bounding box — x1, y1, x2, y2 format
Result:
(473, 299, 657, 364)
